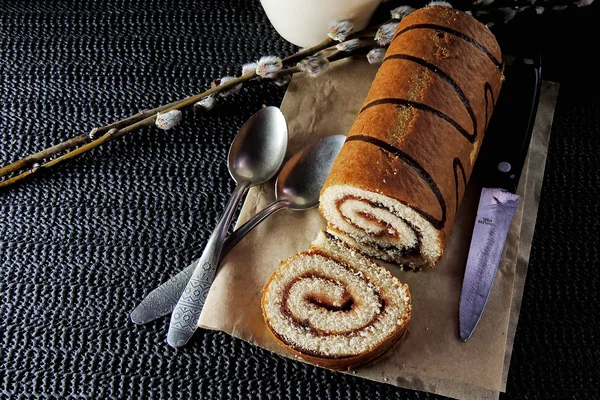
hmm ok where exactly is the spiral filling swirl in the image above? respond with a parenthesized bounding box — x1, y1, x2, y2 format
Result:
(337, 196, 421, 253)
(262, 233, 411, 359)
(321, 185, 442, 270)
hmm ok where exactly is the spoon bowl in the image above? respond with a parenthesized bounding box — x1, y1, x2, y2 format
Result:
(220, 134, 346, 251)
(228, 106, 288, 184)
(276, 134, 346, 210)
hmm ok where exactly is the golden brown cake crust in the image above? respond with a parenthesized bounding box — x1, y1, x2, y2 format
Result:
(320, 6, 503, 266)
(264, 312, 410, 371)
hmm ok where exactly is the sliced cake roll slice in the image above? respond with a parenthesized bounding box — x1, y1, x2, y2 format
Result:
(261, 231, 411, 371)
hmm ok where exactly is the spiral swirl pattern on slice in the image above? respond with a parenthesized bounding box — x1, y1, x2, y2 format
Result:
(321, 185, 441, 270)
(262, 232, 411, 367)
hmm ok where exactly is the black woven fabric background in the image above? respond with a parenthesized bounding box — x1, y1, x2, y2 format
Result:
(1, 1, 599, 398)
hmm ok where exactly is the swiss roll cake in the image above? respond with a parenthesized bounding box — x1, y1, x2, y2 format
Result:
(262, 6, 503, 370)
(262, 231, 411, 371)
(320, 6, 503, 270)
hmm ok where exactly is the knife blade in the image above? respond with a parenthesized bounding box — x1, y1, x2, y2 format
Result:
(459, 55, 541, 342)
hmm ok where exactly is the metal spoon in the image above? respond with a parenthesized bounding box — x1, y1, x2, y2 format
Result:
(130, 135, 345, 326)
(225, 134, 346, 243)
(166, 106, 288, 348)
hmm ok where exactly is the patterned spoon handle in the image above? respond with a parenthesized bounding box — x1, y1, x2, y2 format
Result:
(166, 181, 249, 348)
(130, 200, 288, 325)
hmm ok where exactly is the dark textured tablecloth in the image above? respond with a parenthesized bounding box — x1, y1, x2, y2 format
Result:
(1, 1, 598, 398)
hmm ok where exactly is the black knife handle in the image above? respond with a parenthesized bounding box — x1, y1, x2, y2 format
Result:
(478, 55, 542, 193)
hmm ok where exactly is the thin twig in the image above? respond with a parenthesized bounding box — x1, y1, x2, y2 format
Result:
(0, 113, 169, 189)
(0, 135, 89, 178)
(282, 38, 334, 64)
(0, 25, 383, 190)
(0, 129, 116, 188)
(0, 73, 257, 183)
(0, 106, 185, 179)
(1, 25, 380, 178)
(281, 19, 391, 65)
(0, 71, 271, 189)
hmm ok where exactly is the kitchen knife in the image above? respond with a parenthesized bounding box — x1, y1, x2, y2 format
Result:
(459, 55, 541, 342)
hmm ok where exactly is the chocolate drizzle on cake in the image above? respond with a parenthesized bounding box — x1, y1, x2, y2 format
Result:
(484, 82, 495, 130)
(349, 23, 499, 232)
(380, 53, 479, 143)
(345, 135, 447, 230)
(392, 23, 502, 69)
(453, 157, 467, 214)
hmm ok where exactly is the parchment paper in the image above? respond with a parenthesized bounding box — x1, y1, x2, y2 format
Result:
(198, 57, 559, 399)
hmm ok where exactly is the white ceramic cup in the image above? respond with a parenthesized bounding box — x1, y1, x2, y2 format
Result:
(260, 0, 381, 48)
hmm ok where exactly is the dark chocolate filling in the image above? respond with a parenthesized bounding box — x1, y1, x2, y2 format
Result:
(334, 195, 422, 255)
(278, 253, 386, 339)
(306, 294, 354, 312)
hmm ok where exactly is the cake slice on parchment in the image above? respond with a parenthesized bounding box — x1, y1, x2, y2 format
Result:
(262, 231, 412, 371)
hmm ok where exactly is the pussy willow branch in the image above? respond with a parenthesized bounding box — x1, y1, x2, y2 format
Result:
(2, 32, 356, 180)
(0, 104, 185, 179)
(281, 18, 392, 65)
(0, 29, 383, 190)
(0, 74, 255, 183)
(0, 73, 257, 189)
